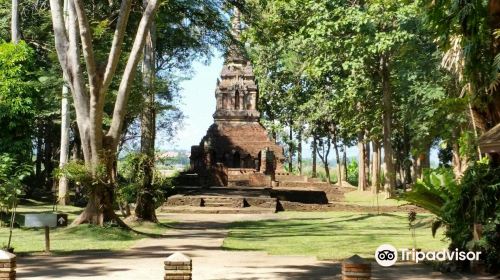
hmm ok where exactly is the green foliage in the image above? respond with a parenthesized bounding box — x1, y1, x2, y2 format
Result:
(346, 159, 359, 186)
(0, 41, 39, 161)
(403, 162, 500, 271)
(55, 161, 94, 190)
(443, 160, 500, 271)
(117, 153, 173, 207)
(0, 154, 31, 211)
(401, 168, 459, 218)
(243, 0, 462, 183)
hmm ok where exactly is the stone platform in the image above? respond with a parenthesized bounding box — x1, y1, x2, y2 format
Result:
(160, 180, 333, 214)
(160, 187, 278, 214)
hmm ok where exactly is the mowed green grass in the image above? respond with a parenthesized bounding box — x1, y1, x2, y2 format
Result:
(343, 190, 405, 207)
(0, 200, 171, 254)
(223, 211, 448, 260)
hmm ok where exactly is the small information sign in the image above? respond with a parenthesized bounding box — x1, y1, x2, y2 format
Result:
(23, 213, 68, 253)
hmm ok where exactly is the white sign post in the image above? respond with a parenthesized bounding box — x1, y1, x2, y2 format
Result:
(24, 213, 68, 253)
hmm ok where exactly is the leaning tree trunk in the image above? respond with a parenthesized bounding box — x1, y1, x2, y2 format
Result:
(135, 14, 158, 222)
(380, 54, 396, 197)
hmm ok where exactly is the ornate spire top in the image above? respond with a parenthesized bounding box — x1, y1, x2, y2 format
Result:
(231, 6, 242, 40)
(214, 5, 260, 123)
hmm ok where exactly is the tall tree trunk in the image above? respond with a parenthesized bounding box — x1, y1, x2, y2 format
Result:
(358, 131, 367, 191)
(365, 141, 371, 185)
(58, 83, 71, 205)
(11, 0, 19, 43)
(451, 128, 468, 178)
(35, 123, 44, 186)
(402, 131, 412, 187)
(297, 129, 302, 175)
(43, 122, 55, 191)
(324, 160, 330, 184)
(372, 140, 381, 194)
(414, 154, 423, 180)
(135, 12, 158, 222)
(342, 147, 347, 183)
(422, 148, 431, 171)
(288, 125, 293, 172)
(414, 147, 430, 180)
(332, 129, 342, 187)
(317, 138, 331, 184)
(380, 54, 396, 197)
(312, 137, 317, 178)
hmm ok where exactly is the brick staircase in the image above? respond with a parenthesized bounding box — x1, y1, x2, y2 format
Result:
(159, 187, 278, 214)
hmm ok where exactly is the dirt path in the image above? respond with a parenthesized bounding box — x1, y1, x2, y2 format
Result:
(17, 213, 496, 280)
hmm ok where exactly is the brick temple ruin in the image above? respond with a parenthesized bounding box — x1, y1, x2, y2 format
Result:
(162, 8, 339, 214)
(188, 8, 284, 188)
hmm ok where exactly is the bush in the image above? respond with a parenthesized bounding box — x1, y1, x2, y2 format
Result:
(442, 161, 500, 272)
(117, 153, 173, 208)
(402, 161, 500, 272)
(0, 154, 30, 212)
(346, 159, 358, 186)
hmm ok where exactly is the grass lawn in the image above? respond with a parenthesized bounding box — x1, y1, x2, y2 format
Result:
(343, 190, 405, 207)
(0, 200, 171, 254)
(223, 211, 448, 260)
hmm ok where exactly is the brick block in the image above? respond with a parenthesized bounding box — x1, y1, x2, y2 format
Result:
(0, 271, 15, 278)
(0, 263, 15, 269)
(164, 261, 191, 266)
(165, 270, 191, 275)
(164, 276, 191, 280)
(165, 265, 191, 270)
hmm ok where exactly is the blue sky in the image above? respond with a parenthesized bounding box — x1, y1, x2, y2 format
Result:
(167, 55, 224, 151)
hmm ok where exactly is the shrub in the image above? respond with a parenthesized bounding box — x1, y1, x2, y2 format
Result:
(346, 159, 358, 186)
(117, 152, 173, 208)
(402, 161, 500, 272)
(0, 153, 31, 250)
(442, 161, 500, 272)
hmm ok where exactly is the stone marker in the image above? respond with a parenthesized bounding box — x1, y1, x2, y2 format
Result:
(342, 254, 371, 280)
(164, 252, 192, 280)
(0, 250, 16, 280)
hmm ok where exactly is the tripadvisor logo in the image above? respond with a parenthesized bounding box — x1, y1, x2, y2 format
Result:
(375, 244, 398, 267)
(374, 244, 482, 267)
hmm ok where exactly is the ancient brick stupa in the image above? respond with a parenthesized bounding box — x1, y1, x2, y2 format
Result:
(189, 8, 284, 187)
